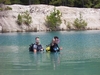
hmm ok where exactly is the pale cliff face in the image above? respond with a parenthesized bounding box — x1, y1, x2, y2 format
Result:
(0, 4, 100, 32)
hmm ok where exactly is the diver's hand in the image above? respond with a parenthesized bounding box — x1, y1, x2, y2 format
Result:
(60, 47, 63, 50)
(41, 48, 44, 51)
(34, 49, 37, 52)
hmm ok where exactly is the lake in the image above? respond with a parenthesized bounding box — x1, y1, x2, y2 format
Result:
(0, 30, 100, 75)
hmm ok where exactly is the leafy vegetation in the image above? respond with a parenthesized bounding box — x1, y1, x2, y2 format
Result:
(17, 14, 23, 25)
(0, 6, 12, 11)
(49, 0, 62, 6)
(0, 0, 100, 8)
(0, 7, 3, 11)
(73, 13, 87, 30)
(5, 6, 12, 10)
(17, 11, 32, 25)
(67, 22, 71, 30)
(46, 8, 62, 31)
(23, 11, 32, 25)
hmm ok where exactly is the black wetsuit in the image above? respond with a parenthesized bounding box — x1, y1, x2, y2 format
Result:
(33, 43, 43, 51)
(29, 43, 43, 52)
(50, 43, 60, 52)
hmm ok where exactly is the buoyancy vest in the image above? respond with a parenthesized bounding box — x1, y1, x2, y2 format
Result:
(50, 43, 60, 52)
(29, 43, 43, 52)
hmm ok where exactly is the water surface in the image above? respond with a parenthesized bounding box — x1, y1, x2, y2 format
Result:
(0, 30, 100, 75)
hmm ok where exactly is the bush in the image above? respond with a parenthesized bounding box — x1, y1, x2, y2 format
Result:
(17, 14, 23, 25)
(0, 8, 3, 11)
(0, 6, 12, 11)
(67, 22, 71, 29)
(73, 13, 87, 30)
(4, 0, 11, 5)
(49, 0, 62, 6)
(46, 8, 62, 31)
(17, 11, 32, 25)
(5, 6, 12, 10)
(23, 11, 32, 25)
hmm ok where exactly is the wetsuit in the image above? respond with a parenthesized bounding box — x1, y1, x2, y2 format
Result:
(33, 43, 43, 51)
(50, 43, 60, 52)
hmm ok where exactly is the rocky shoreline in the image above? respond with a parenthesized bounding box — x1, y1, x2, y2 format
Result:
(0, 4, 100, 33)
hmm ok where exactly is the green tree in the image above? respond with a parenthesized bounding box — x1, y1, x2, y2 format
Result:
(49, 0, 62, 6)
(46, 8, 62, 30)
(1, 0, 100, 8)
(73, 12, 87, 30)
(83, 0, 93, 8)
(31, 0, 40, 4)
(67, 0, 75, 7)
(23, 11, 32, 25)
(91, 0, 100, 8)
(40, 0, 46, 4)
(20, 0, 29, 5)
(17, 11, 32, 25)
(17, 14, 23, 25)
(74, 0, 83, 7)
(1, 0, 11, 4)
(10, 0, 21, 4)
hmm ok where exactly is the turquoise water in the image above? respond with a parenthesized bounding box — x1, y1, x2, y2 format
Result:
(0, 30, 100, 75)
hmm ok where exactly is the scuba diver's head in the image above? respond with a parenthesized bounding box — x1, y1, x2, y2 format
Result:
(54, 36, 59, 39)
(35, 37, 40, 44)
(53, 36, 60, 44)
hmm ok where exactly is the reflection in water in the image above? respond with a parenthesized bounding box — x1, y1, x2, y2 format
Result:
(0, 31, 100, 75)
(29, 52, 61, 70)
(29, 52, 44, 70)
(50, 53, 60, 70)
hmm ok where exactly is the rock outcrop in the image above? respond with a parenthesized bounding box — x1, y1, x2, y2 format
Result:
(0, 4, 100, 32)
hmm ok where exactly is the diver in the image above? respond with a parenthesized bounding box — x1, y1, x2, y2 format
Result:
(46, 36, 62, 52)
(29, 37, 44, 52)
